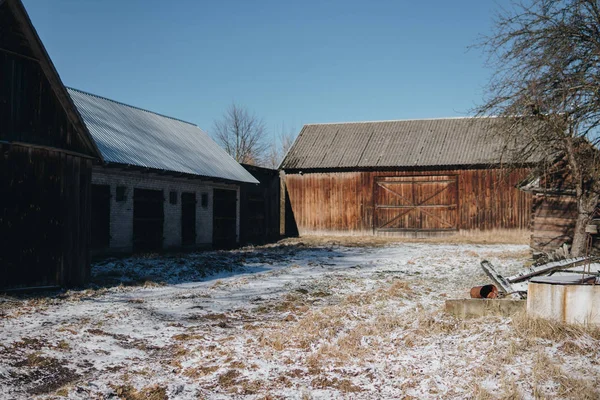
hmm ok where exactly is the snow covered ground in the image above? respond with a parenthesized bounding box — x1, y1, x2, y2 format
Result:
(1, 241, 599, 399)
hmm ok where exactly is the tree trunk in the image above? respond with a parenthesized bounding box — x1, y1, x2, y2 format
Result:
(571, 192, 599, 257)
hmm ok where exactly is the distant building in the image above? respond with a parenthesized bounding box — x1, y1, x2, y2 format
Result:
(280, 118, 533, 237)
(68, 88, 258, 253)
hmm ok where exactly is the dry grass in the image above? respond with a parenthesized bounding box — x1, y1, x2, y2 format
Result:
(342, 280, 413, 306)
(280, 230, 529, 248)
(311, 376, 362, 393)
(172, 333, 204, 341)
(531, 351, 600, 399)
(259, 281, 446, 370)
(511, 312, 600, 342)
(244, 272, 597, 398)
(183, 365, 219, 379)
(113, 384, 168, 400)
(8, 242, 598, 399)
(218, 369, 242, 388)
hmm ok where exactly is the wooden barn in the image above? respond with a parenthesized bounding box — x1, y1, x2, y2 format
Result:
(529, 190, 579, 251)
(0, 0, 102, 289)
(521, 161, 600, 252)
(280, 118, 533, 237)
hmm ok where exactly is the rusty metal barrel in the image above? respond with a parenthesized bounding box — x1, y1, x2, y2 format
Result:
(470, 284, 498, 299)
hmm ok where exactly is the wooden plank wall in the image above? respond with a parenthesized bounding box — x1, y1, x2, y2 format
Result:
(0, 23, 88, 154)
(0, 144, 92, 289)
(240, 167, 281, 245)
(284, 169, 531, 236)
(530, 193, 578, 251)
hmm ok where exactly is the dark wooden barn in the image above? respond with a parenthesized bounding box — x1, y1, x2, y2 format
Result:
(240, 164, 281, 245)
(280, 118, 533, 237)
(0, 0, 101, 290)
(521, 162, 599, 252)
(530, 191, 579, 251)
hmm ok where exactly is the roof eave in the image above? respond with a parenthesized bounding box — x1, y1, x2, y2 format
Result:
(98, 161, 259, 185)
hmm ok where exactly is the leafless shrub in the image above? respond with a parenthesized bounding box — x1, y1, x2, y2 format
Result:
(212, 103, 268, 165)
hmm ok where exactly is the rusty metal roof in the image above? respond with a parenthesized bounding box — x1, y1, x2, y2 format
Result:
(281, 118, 522, 170)
(68, 88, 258, 184)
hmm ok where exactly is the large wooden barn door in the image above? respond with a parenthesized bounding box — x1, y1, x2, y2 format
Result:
(374, 175, 458, 232)
(133, 189, 164, 251)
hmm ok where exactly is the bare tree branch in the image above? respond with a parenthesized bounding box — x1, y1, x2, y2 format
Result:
(265, 124, 297, 169)
(212, 103, 269, 166)
(475, 0, 600, 256)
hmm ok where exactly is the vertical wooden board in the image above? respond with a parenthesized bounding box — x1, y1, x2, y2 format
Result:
(283, 168, 531, 235)
(82, 160, 92, 283)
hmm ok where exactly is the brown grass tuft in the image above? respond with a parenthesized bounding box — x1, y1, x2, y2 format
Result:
(113, 384, 168, 400)
(311, 376, 362, 393)
(512, 312, 600, 342)
(218, 369, 242, 388)
(183, 365, 219, 379)
(172, 333, 203, 341)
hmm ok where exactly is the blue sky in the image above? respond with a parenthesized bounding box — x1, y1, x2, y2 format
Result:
(23, 0, 508, 139)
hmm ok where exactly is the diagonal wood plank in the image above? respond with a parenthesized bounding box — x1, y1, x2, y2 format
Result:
(374, 176, 458, 231)
(377, 182, 414, 206)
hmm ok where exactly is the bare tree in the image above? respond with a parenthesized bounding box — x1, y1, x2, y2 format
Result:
(476, 0, 600, 256)
(213, 103, 268, 165)
(265, 124, 297, 169)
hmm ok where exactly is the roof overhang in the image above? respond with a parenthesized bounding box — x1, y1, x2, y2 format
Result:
(96, 162, 257, 186)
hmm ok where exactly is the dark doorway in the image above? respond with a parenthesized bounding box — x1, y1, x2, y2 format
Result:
(243, 194, 266, 244)
(91, 184, 111, 249)
(133, 188, 164, 251)
(213, 189, 237, 248)
(181, 192, 196, 246)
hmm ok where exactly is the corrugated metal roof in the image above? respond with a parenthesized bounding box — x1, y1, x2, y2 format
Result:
(281, 117, 526, 170)
(68, 88, 258, 184)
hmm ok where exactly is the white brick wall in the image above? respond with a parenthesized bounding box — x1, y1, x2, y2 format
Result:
(92, 166, 240, 252)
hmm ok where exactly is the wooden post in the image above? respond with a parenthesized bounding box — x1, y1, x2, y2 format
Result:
(279, 170, 286, 237)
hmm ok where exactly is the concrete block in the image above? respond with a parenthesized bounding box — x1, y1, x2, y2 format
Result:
(445, 299, 526, 318)
(527, 282, 600, 325)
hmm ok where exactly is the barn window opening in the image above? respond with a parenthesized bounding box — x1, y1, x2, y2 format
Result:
(201, 193, 208, 208)
(169, 191, 177, 204)
(116, 186, 127, 202)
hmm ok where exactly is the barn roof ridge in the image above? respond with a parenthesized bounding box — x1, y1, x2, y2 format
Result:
(303, 115, 499, 126)
(66, 87, 197, 126)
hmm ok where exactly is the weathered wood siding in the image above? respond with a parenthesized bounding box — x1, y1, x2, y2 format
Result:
(0, 4, 88, 154)
(284, 169, 531, 236)
(530, 193, 579, 251)
(0, 145, 93, 289)
(0, 0, 96, 289)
